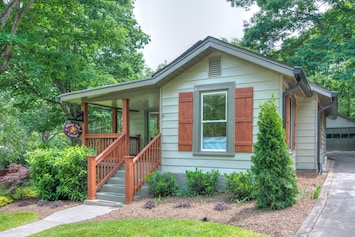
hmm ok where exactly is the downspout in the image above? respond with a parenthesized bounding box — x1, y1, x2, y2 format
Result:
(317, 92, 337, 174)
(282, 76, 301, 129)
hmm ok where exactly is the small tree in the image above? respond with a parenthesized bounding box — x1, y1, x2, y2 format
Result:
(251, 97, 298, 210)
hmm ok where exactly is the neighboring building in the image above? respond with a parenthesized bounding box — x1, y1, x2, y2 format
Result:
(326, 114, 355, 151)
(58, 36, 337, 203)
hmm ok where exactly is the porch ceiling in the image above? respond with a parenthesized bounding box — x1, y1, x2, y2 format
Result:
(83, 87, 160, 112)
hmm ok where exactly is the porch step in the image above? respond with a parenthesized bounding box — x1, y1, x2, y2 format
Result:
(84, 199, 124, 207)
(89, 168, 150, 206)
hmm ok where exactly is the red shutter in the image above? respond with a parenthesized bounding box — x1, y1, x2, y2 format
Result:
(285, 95, 291, 147)
(178, 92, 193, 151)
(235, 87, 253, 152)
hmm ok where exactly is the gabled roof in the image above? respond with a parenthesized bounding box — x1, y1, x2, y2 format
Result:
(58, 36, 312, 104)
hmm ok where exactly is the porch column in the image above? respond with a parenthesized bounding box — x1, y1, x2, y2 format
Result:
(122, 99, 130, 156)
(81, 102, 88, 146)
(112, 108, 117, 133)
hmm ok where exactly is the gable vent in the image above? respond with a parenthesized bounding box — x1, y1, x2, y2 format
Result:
(208, 56, 221, 78)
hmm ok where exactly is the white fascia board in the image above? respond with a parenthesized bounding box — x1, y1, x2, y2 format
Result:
(59, 78, 155, 102)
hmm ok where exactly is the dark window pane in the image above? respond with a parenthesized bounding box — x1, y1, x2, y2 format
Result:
(202, 93, 226, 121)
(341, 134, 349, 138)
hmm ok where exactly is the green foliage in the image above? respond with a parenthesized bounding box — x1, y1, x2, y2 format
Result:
(27, 146, 93, 201)
(311, 185, 321, 199)
(0, 196, 13, 207)
(184, 168, 220, 197)
(224, 170, 255, 202)
(228, 0, 354, 118)
(251, 97, 298, 210)
(146, 171, 179, 197)
(11, 186, 37, 200)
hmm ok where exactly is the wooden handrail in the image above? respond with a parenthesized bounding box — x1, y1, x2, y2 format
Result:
(87, 133, 127, 200)
(125, 133, 161, 204)
(86, 133, 122, 155)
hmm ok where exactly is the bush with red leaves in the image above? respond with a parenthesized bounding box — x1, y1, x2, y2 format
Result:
(0, 163, 30, 194)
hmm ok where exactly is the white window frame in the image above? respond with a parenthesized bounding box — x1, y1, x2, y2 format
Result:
(200, 91, 228, 152)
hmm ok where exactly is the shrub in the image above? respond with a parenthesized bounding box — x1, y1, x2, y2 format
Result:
(251, 97, 298, 210)
(185, 168, 220, 196)
(0, 163, 30, 195)
(224, 170, 255, 202)
(0, 196, 13, 206)
(146, 171, 179, 197)
(311, 185, 321, 199)
(11, 186, 37, 200)
(27, 146, 93, 201)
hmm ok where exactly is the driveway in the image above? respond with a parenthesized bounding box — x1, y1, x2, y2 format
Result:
(298, 151, 355, 237)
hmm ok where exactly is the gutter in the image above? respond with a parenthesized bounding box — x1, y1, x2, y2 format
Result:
(317, 92, 338, 174)
(282, 67, 313, 129)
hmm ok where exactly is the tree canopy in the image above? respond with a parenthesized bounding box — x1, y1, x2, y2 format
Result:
(0, 0, 150, 151)
(1, 0, 149, 113)
(228, 0, 354, 118)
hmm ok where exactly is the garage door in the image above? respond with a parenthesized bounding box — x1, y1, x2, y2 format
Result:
(327, 128, 355, 151)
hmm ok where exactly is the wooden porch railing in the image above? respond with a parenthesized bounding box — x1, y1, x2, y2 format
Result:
(125, 133, 161, 204)
(87, 133, 127, 200)
(85, 133, 121, 155)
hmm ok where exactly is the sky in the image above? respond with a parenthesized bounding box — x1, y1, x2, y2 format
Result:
(133, 0, 255, 69)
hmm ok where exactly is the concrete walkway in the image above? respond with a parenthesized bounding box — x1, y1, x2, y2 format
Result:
(297, 151, 355, 237)
(0, 205, 117, 237)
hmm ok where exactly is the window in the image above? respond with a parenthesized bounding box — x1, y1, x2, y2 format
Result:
(193, 82, 235, 156)
(201, 91, 227, 151)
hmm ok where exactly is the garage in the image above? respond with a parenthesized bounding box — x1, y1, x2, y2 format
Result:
(327, 115, 355, 151)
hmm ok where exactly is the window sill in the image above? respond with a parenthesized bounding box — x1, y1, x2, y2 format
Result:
(193, 151, 235, 157)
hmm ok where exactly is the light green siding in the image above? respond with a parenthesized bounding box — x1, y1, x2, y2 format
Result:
(160, 52, 283, 174)
(295, 96, 317, 170)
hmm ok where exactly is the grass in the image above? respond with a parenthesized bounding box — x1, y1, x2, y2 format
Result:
(32, 218, 266, 237)
(0, 212, 39, 231)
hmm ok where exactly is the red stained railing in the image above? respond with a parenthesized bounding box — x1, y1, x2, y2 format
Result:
(87, 134, 127, 199)
(85, 134, 121, 155)
(125, 133, 161, 204)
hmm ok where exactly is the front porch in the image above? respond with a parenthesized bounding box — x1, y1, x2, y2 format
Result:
(80, 92, 161, 204)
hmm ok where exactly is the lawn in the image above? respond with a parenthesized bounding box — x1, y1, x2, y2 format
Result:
(0, 212, 38, 231)
(32, 218, 266, 237)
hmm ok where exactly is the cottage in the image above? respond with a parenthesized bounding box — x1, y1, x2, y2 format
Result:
(58, 36, 337, 204)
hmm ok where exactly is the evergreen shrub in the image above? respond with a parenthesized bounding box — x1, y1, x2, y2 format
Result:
(146, 171, 179, 197)
(251, 97, 298, 210)
(224, 170, 254, 202)
(185, 168, 220, 196)
(27, 146, 93, 201)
